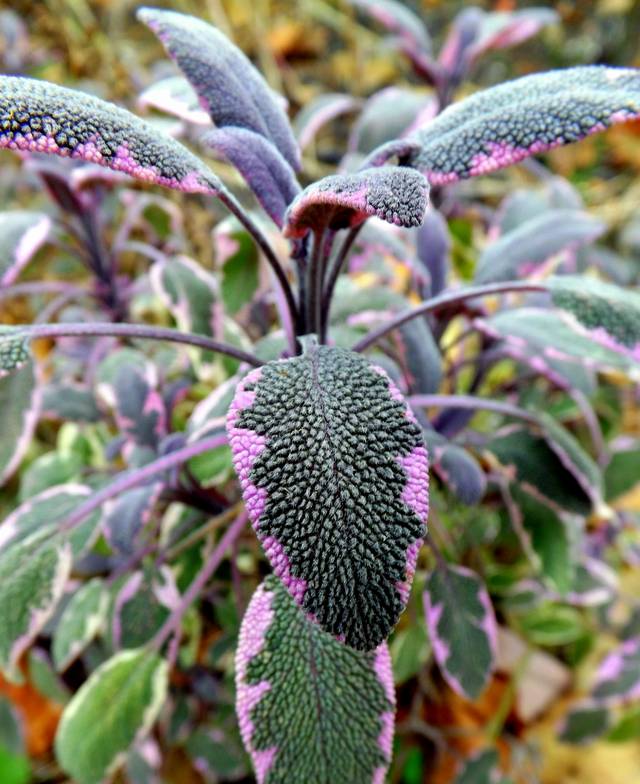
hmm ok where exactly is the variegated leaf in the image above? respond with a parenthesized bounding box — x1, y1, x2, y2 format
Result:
(0, 529, 72, 681)
(0, 357, 38, 484)
(236, 576, 395, 783)
(103, 484, 162, 555)
(138, 7, 300, 169)
(0, 327, 31, 377)
(0, 75, 222, 194)
(559, 702, 611, 745)
(0, 211, 51, 285)
(55, 648, 168, 784)
(592, 638, 640, 706)
(283, 166, 429, 238)
(138, 75, 210, 125)
(349, 0, 432, 55)
(150, 255, 217, 338)
(548, 275, 640, 365)
(424, 564, 497, 699)
(227, 343, 428, 650)
(382, 66, 640, 183)
(52, 579, 109, 672)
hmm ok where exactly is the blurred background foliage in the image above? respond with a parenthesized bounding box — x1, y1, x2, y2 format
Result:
(1, 1, 640, 783)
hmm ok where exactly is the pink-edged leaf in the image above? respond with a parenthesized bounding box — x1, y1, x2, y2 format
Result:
(465, 8, 558, 64)
(592, 638, 640, 706)
(424, 563, 497, 699)
(202, 127, 300, 227)
(398, 66, 640, 184)
(103, 483, 162, 556)
(0, 356, 39, 484)
(0, 210, 51, 285)
(475, 210, 606, 284)
(112, 363, 167, 453)
(236, 576, 395, 783)
(0, 76, 223, 194)
(293, 92, 362, 150)
(548, 275, 640, 366)
(138, 7, 300, 170)
(227, 343, 428, 651)
(349, 0, 432, 56)
(437, 8, 484, 78)
(415, 206, 450, 296)
(138, 75, 211, 126)
(349, 87, 431, 156)
(283, 166, 429, 239)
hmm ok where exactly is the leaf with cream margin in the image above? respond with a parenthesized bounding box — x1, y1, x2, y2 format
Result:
(372, 66, 640, 183)
(0, 355, 39, 484)
(52, 580, 109, 672)
(0, 529, 72, 681)
(424, 563, 497, 699)
(137, 7, 300, 169)
(0, 75, 222, 195)
(54, 648, 168, 784)
(0, 211, 51, 285)
(348, 0, 432, 56)
(236, 576, 395, 783)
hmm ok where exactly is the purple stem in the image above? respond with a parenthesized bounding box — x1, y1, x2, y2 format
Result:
(0, 281, 90, 301)
(409, 394, 540, 424)
(61, 433, 228, 532)
(151, 509, 249, 651)
(22, 322, 263, 367)
(320, 224, 362, 342)
(218, 189, 299, 333)
(351, 281, 548, 352)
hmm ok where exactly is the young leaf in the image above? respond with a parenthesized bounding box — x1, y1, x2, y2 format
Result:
(464, 8, 559, 64)
(0, 359, 38, 484)
(236, 576, 395, 783)
(293, 93, 362, 150)
(202, 126, 300, 227)
(0, 529, 72, 681)
(424, 563, 497, 699)
(0, 76, 222, 194)
(475, 210, 605, 284)
(548, 275, 640, 364)
(397, 66, 640, 183)
(138, 7, 300, 169)
(349, 0, 432, 56)
(0, 211, 51, 285)
(54, 648, 168, 784)
(227, 344, 428, 651)
(283, 166, 429, 239)
(137, 75, 210, 125)
(52, 579, 109, 672)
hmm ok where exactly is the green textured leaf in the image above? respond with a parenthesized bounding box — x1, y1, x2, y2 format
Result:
(390, 624, 430, 685)
(236, 577, 395, 783)
(424, 564, 496, 699)
(519, 605, 585, 646)
(55, 648, 168, 784)
(53, 579, 109, 671)
(605, 447, 640, 501)
(453, 748, 501, 784)
(28, 649, 70, 704)
(0, 529, 72, 681)
(219, 229, 259, 315)
(0, 328, 31, 377)
(548, 275, 640, 364)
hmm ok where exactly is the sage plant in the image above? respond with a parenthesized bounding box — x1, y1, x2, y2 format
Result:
(0, 5, 639, 783)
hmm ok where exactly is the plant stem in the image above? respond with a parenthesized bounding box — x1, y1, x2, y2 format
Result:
(0, 281, 91, 301)
(409, 394, 540, 424)
(352, 281, 548, 352)
(151, 509, 249, 652)
(22, 322, 263, 367)
(307, 227, 326, 336)
(219, 189, 299, 332)
(60, 434, 228, 532)
(320, 224, 362, 341)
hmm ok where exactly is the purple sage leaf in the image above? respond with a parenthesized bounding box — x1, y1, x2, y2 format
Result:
(349, 0, 432, 56)
(103, 484, 162, 556)
(138, 75, 211, 126)
(415, 206, 451, 297)
(400, 66, 640, 184)
(236, 576, 395, 782)
(283, 166, 429, 239)
(137, 7, 300, 170)
(0, 211, 51, 286)
(592, 637, 640, 706)
(475, 210, 606, 285)
(424, 563, 497, 699)
(227, 344, 428, 651)
(293, 92, 362, 150)
(202, 126, 300, 227)
(0, 76, 223, 195)
(465, 8, 559, 64)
